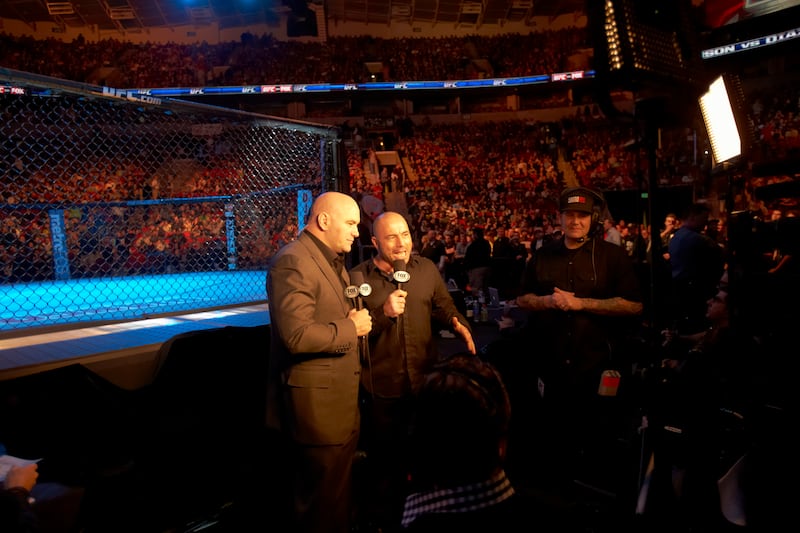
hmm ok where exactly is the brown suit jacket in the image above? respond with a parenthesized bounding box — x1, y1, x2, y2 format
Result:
(266, 231, 361, 445)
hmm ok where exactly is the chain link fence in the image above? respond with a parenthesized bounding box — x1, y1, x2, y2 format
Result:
(1, 68, 345, 332)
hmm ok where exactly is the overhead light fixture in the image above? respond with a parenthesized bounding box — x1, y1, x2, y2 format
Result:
(460, 2, 482, 15)
(107, 7, 137, 20)
(699, 74, 753, 169)
(46, 2, 74, 15)
(593, 0, 700, 84)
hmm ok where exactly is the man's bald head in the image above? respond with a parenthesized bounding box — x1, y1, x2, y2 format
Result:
(306, 191, 361, 254)
(310, 191, 357, 221)
(373, 211, 408, 237)
(371, 211, 413, 270)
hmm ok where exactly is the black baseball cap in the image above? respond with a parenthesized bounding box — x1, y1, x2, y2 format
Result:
(559, 187, 603, 214)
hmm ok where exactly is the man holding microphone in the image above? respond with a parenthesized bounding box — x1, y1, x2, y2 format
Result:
(350, 210, 474, 529)
(266, 191, 372, 533)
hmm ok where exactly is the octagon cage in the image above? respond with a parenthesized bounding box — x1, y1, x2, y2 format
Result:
(1, 68, 345, 332)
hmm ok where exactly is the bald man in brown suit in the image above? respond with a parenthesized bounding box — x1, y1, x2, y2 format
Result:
(267, 191, 372, 533)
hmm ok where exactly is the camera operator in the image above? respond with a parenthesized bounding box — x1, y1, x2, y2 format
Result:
(639, 269, 776, 531)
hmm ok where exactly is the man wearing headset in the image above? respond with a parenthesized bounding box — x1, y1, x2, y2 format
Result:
(512, 186, 643, 497)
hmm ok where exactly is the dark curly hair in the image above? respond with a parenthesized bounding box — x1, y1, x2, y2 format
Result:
(408, 353, 512, 487)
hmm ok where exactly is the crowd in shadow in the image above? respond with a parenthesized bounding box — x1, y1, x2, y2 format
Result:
(0, 30, 587, 88)
(0, 325, 282, 533)
(2, 260, 792, 533)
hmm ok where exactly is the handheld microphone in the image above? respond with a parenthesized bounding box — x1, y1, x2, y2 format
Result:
(390, 260, 408, 356)
(392, 259, 410, 289)
(349, 272, 371, 357)
(344, 280, 359, 306)
(358, 280, 372, 299)
(349, 271, 371, 309)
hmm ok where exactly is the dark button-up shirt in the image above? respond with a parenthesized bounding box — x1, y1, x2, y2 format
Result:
(351, 255, 470, 398)
(520, 237, 642, 376)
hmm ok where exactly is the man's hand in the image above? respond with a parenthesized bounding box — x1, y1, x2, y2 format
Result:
(383, 289, 407, 318)
(5, 464, 38, 492)
(451, 316, 476, 355)
(348, 308, 373, 337)
(552, 287, 581, 311)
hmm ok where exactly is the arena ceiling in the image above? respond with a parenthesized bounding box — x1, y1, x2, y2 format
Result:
(0, 0, 586, 31)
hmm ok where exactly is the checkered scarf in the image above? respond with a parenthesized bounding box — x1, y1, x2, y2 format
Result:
(400, 469, 515, 528)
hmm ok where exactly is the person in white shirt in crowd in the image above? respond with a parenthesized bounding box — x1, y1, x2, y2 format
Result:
(603, 217, 622, 246)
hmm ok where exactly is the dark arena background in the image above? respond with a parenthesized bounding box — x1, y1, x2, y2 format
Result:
(0, 0, 797, 531)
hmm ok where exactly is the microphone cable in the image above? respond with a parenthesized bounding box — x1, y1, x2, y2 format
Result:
(350, 270, 373, 392)
(391, 259, 410, 390)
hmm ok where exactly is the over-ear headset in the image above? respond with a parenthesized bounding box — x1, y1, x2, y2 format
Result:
(589, 189, 606, 238)
(585, 188, 606, 225)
